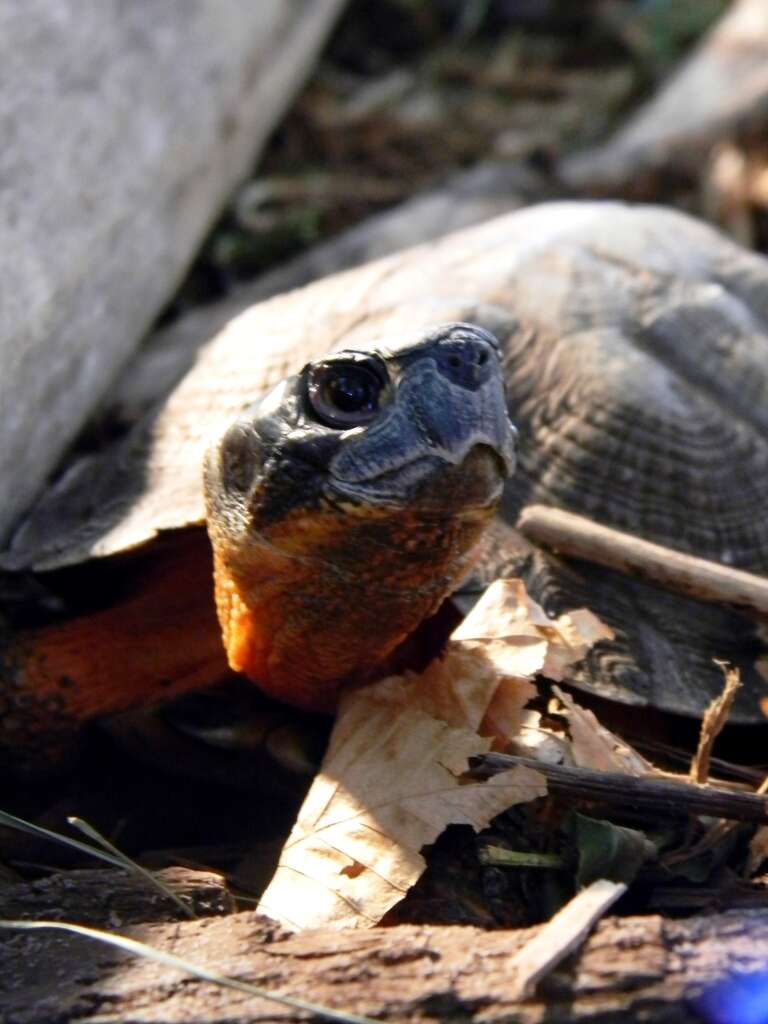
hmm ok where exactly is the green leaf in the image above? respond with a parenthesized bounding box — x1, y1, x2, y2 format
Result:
(571, 813, 656, 887)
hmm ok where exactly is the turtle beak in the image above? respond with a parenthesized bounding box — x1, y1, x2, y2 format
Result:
(329, 327, 517, 491)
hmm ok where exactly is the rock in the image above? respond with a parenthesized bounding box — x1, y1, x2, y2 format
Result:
(0, 0, 345, 542)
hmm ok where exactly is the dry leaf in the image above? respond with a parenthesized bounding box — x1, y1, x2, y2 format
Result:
(453, 579, 614, 683)
(480, 676, 539, 749)
(552, 686, 653, 776)
(257, 578, 612, 930)
(451, 579, 613, 747)
(389, 645, 536, 736)
(509, 709, 574, 765)
(257, 669, 545, 929)
(539, 609, 615, 681)
(453, 578, 553, 640)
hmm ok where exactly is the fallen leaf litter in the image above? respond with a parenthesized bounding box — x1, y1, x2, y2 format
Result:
(258, 578, 618, 929)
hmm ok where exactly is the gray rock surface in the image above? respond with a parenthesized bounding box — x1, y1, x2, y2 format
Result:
(0, 0, 345, 542)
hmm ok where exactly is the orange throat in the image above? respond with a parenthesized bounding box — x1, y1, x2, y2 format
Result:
(210, 501, 496, 712)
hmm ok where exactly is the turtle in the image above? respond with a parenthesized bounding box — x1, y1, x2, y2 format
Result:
(4, 200, 768, 776)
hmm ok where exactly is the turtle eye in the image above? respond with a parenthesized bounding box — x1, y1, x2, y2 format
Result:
(306, 359, 385, 429)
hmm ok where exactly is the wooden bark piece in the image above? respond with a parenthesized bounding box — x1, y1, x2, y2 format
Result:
(0, 0, 345, 543)
(3, 906, 768, 1022)
(0, 867, 233, 928)
(505, 878, 627, 1000)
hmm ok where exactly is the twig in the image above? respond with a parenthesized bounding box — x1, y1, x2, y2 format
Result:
(620, 735, 766, 786)
(475, 754, 768, 823)
(664, 768, 768, 872)
(690, 665, 742, 784)
(507, 878, 627, 999)
(517, 505, 768, 614)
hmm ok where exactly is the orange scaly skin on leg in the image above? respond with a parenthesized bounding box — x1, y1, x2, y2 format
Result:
(1, 532, 227, 768)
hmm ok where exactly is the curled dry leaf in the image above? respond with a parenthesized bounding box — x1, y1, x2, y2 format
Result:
(257, 578, 612, 930)
(453, 578, 615, 682)
(452, 578, 614, 747)
(552, 685, 654, 776)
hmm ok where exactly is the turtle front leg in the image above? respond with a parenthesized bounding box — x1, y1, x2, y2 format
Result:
(1, 532, 227, 775)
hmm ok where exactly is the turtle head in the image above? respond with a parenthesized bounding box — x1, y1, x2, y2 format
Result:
(204, 322, 517, 710)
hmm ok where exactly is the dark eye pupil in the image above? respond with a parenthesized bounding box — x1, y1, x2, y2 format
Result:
(307, 359, 385, 428)
(322, 370, 377, 414)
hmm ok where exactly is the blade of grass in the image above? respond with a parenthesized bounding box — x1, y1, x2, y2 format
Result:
(1, 809, 195, 919)
(0, 919, 379, 1024)
(67, 816, 194, 919)
(0, 809, 127, 871)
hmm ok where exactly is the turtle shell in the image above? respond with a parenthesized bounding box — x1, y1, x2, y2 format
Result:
(5, 201, 768, 721)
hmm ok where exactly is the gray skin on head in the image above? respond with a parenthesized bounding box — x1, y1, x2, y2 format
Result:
(206, 322, 518, 535)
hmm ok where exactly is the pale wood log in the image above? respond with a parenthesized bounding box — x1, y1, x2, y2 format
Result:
(0, 0, 345, 543)
(564, 0, 768, 192)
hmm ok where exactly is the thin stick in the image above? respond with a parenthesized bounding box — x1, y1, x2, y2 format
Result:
(517, 505, 768, 614)
(475, 754, 768, 823)
(690, 665, 742, 784)
(507, 878, 627, 999)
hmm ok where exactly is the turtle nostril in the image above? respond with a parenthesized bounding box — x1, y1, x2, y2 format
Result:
(437, 339, 497, 389)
